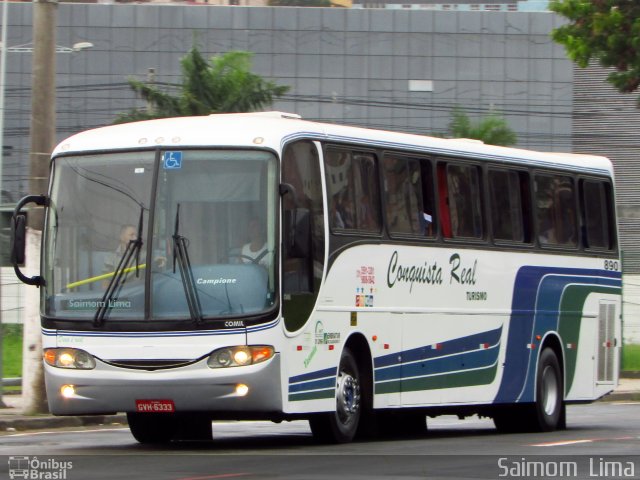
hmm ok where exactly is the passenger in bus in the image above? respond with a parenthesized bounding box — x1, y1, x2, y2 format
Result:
(332, 190, 354, 229)
(103, 224, 165, 287)
(102, 225, 138, 288)
(241, 217, 270, 267)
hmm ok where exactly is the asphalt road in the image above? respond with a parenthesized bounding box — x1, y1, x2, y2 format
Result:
(0, 402, 639, 480)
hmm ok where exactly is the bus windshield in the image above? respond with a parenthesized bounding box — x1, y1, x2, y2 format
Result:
(44, 149, 278, 324)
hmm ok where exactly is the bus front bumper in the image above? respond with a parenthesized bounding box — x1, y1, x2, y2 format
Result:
(44, 354, 282, 416)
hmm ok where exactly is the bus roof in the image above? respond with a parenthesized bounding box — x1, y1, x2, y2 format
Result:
(53, 112, 613, 176)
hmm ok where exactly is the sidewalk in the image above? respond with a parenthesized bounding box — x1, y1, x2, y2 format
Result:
(0, 395, 127, 432)
(1, 378, 638, 433)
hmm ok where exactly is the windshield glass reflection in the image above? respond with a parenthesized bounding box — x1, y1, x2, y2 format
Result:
(44, 149, 277, 324)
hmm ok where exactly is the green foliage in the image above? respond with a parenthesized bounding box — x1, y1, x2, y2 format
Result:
(2, 324, 23, 379)
(268, 0, 331, 5)
(550, 0, 640, 105)
(115, 47, 290, 123)
(447, 108, 517, 146)
(623, 343, 640, 371)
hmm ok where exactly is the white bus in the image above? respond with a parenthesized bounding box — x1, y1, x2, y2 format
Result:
(12, 112, 621, 443)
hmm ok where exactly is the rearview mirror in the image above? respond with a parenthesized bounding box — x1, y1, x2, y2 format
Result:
(11, 214, 26, 265)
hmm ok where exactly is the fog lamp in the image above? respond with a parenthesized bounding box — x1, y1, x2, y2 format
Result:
(61, 385, 76, 398)
(236, 384, 249, 396)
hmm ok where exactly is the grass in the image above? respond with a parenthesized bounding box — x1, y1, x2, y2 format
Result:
(2, 324, 23, 379)
(622, 343, 640, 372)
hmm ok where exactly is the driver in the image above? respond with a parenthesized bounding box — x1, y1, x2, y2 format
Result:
(241, 218, 269, 267)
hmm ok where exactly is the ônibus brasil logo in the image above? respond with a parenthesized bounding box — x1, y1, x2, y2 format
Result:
(8, 456, 73, 480)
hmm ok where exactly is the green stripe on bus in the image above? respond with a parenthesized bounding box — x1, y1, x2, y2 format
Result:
(374, 363, 498, 394)
(288, 389, 335, 402)
(558, 284, 621, 395)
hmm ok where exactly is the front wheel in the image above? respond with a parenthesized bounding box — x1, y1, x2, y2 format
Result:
(127, 413, 213, 443)
(127, 413, 177, 444)
(309, 348, 362, 443)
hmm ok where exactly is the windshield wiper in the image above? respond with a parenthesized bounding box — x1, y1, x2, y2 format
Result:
(172, 204, 204, 325)
(94, 208, 144, 327)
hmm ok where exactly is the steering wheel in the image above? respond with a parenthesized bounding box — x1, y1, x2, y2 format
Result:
(228, 253, 259, 264)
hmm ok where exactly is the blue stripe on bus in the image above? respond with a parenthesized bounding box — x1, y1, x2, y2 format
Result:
(494, 266, 621, 404)
(516, 274, 620, 402)
(375, 345, 499, 383)
(288, 377, 335, 393)
(289, 366, 337, 385)
(373, 326, 502, 369)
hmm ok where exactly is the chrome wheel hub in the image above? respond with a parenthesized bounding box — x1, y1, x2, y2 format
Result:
(336, 372, 360, 424)
(541, 365, 558, 416)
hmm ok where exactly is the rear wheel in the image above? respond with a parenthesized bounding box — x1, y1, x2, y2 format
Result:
(309, 348, 362, 443)
(533, 348, 564, 432)
(493, 348, 564, 433)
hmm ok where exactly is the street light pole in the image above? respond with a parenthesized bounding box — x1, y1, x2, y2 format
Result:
(22, 0, 58, 415)
(0, 0, 9, 409)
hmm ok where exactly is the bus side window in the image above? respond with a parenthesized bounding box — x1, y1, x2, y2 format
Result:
(282, 141, 325, 332)
(489, 169, 530, 243)
(383, 156, 435, 237)
(446, 163, 484, 239)
(581, 179, 614, 250)
(419, 160, 436, 237)
(325, 148, 381, 234)
(437, 163, 452, 238)
(535, 174, 577, 247)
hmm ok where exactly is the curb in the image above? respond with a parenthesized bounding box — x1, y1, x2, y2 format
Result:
(0, 414, 127, 432)
(598, 391, 640, 402)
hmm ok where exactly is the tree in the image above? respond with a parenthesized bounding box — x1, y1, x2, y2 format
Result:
(550, 0, 640, 105)
(447, 108, 517, 146)
(115, 47, 290, 123)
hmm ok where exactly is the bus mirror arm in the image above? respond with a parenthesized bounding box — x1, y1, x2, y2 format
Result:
(11, 194, 49, 287)
(279, 183, 299, 206)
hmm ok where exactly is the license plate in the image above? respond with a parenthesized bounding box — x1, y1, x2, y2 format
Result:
(135, 399, 175, 413)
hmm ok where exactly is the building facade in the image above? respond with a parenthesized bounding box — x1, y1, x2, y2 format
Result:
(0, 4, 638, 342)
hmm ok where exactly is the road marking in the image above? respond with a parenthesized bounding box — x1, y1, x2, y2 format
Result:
(530, 439, 594, 447)
(177, 474, 249, 480)
(530, 436, 635, 447)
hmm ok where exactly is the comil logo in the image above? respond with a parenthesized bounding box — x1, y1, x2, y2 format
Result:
(8, 456, 73, 480)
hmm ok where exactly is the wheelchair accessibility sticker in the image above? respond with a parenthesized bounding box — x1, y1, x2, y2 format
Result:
(163, 151, 183, 170)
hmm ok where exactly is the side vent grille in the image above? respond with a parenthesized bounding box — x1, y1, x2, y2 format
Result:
(597, 303, 616, 383)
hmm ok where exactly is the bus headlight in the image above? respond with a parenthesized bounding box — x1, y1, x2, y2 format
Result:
(44, 348, 96, 370)
(207, 346, 275, 368)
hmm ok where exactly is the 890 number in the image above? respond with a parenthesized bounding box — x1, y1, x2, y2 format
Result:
(604, 260, 620, 271)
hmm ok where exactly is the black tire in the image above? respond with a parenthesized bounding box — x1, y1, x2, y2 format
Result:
(127, 413, 177, 444)
(309, 348, 362, 443)
(127, 413, 213, 443)
(377, 410, 428, 438)
(493, 407, 525, 433)
(493, 348, 564, 433)
(532, 348, 564, 432)
(173, 414, 213, 441)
